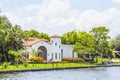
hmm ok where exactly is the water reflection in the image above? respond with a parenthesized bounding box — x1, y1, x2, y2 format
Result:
(0, 67, 120, 80)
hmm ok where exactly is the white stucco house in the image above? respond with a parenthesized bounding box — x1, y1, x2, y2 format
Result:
(23, 35, 77, 61)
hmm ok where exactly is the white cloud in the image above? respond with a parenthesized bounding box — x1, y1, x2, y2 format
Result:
(76, 8, 120, 38)
(112, 0, 120, 3)
(3, 0, 120, 38)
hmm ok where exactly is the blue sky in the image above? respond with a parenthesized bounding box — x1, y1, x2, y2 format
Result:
(0, 0, 120, 38)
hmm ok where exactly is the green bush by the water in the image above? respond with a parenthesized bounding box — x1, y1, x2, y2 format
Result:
(2, 62, 9, 69)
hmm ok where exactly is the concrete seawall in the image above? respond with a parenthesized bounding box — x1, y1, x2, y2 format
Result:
(0, 64, 120, 73)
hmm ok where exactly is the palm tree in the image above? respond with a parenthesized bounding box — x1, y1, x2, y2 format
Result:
(8, 50, 20, 68)
(30, 49, 41, 67)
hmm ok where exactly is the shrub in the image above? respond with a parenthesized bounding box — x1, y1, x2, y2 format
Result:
(51, 61, 62, 63)
(2, 62, 9, 69)
(62, 58, 85, 63)
(29, 56, 44, 63)
(84, 58, 93, 62)
(23, 62, 28, 68)
(61, 61, 67, 63)
(97, 62, 103, 65)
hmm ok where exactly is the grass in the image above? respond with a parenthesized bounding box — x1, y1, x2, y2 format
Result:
(1, 58, 120, 71)
(95, 58, 120, 64)
(0, 62, 96, 70)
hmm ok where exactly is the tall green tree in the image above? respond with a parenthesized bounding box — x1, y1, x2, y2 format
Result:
(73, 31, 94, 57)
(23, 29, 50, 41)
(38, 33, 50, 41)
(0, 15, 12, 61)
(0, 15, 26, 62)
(23, 29, 39, 38)
(0, 15, 12, 28)
(111, 34, 120, 51)
(90, 26, 111, 61)
(6, 25, 25, 50)
(4, 25, 26, 62)
(62, 30, 78, 45)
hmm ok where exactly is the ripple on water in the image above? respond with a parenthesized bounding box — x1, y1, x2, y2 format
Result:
(0, 67, 120, 80)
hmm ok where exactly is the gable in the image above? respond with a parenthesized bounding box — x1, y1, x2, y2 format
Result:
(23, 38, 50, 47)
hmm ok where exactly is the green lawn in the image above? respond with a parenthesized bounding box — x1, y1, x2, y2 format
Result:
(0, 62, 96, 70)
(1, 58, 120, 71)
(96, 58, 120, 64)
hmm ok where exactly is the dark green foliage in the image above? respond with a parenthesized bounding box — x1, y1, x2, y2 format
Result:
(62, 30, 78, 45)
(0, 15, 26, 62)
(90, 26, 111, 57)
(0, 15, 12, 28)
(23, 29, 50, 41)
(62, 27, 111, 61)
(73, 31, 94, 57)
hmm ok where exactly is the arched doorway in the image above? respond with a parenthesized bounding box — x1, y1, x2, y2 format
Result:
(38, 46, 47, 60)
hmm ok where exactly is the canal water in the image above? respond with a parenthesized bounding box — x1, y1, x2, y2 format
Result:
(0, 67, 120, 80)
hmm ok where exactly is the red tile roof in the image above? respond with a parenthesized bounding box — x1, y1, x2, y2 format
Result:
(51, 34, 61, 38)
(23, 38, 50, 47)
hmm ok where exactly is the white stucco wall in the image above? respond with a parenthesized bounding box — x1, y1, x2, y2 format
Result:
(50, 38, 61, 61)
(61, 45, 77, 58)
(51, 38, 61, 48)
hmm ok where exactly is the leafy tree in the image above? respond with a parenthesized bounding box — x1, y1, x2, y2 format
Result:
(0, 15, 12, 29)
(23, 29, 40, 38)
(0, 29, 8, 61)
(6, 25, 25, 50)
(23, 29, 50, 41)
(0, 15, 12, 62)
(62, 30, 78, 45)
(5, 25, 25, 62)
(90, 26, 111, 62)
(38, 33, 50, 41)
(8, 50, 20, 68)
(0, 15, 26, 62)
(111, 34, 120, 51)
(73, 31, 94, 57)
